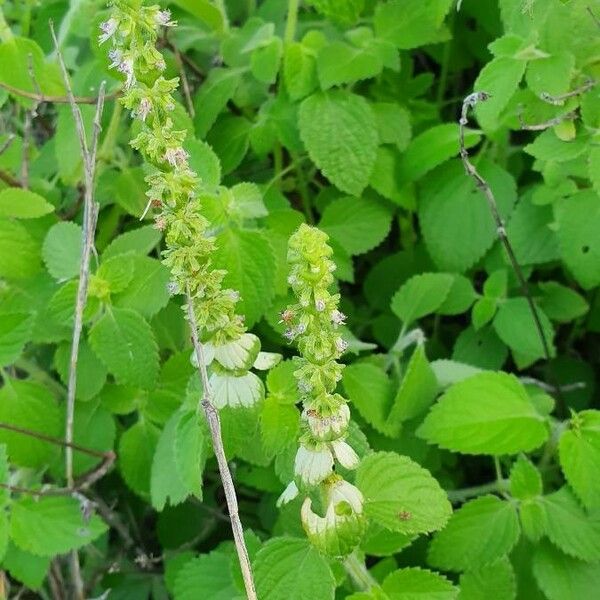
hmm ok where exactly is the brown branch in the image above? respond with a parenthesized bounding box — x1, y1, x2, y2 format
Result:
(0, 81, 120, 105)
(185, 289, 257, 600)
(518, 107, 578, 131)
(539, 79, 596, 105)
(0, 134, 15, 157)
(0, 169, 21, 187)
(459, 92, 566, 415)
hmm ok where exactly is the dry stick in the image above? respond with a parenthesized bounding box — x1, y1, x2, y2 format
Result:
(185, 290, 257, 600)
(0, 133, 15, 156)
(21, 54, 43, 188)
(459, 92, 566, 414)
(50, 22, 106, 600)
(173, 47, 195, 117)
(518, 106, 578, 131)
(0, 80, 119, 105)
(539, 78, 596, 105)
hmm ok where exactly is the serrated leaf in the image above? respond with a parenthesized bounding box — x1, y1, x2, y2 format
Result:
(509, 456, 542, 500)
(96, 254, 135, 295)
(391, 273, 454, 326)
(266, 360, 300, 404)
(428, 496, 520, 572)
(2, 542, 50, 590)
(254, 537, 336, 600)
(283, 41, 318, 101)
(10, 496, 106, 557)
(533, 541, 600, 600)
(71, 402, 115, 477)
(174, 550, 242, 600)
(398, 124, 481, 185)
(212, 228, 275, 328)
(417, 372, 548, 455)
(372, 102, 411, 150)
(299, 90, 378, 196)
(102, 225, 162, 259)
(0, 218, 41, 280)
(493, 297, 555, 365)
(558, 410, 600, 509)
(206, 114, 251, 174)
(541, 487, 600, 562)
(89, 307, 159, 389)
(186, 138, 222, 187)
(54, 339, 107, 401)
(0, 379, 60, 468)
(317, 41, 382, 89)
(537, 281, 588, 323)
(113, 256, 170, 317)
(458, 557, 516, 600)
(119, 419, 160, 499)
(319, 196, 392, 256)
(0, 188, 53, 218)
(42, 221, 82, 281)
(418, 160, 516, 272)
(356, 452, 451, 535)
(555, 190, 600, 289)
(0, 311, 34, 367)
(261, 397, 300, 455)
(374, 0, 452, 49)
(382, 567, 458, 599)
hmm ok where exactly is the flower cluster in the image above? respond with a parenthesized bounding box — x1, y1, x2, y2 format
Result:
(278, 224, 365, 556)
(102, 1, 273, 408)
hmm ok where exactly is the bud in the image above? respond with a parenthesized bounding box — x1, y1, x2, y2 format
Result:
(99, 18, 118, 45)
(303, 404, 350, 441)
(276, 481, 299, 507)
(335, 337, 348, 353)
(331, 310, 346, 326)
(155, 9, 177, 27)
(331, 439, 359, 470)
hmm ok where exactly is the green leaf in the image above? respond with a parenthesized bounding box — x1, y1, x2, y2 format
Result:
(102, 225, 162, 259)
(260, 397, 300, 455)
(119, 419, 160, 499)
(343, 362, 398, 437)
(389, 345, 438, 424)
(474, 57, 526, 131)
(559, 410, 600, 509)
(251, 37, 283, 84)
(55, 105, 96, 184)
(206, 114, 251, 174)
(266, 359, 300, 404)
(89, 307, 159, 389)
(356, 452, 451, 535)
(193, 68, 242, 138)
(428, 496, 520, 572)
(541, 487, 600, 562)
(2, 542, 50, 590)
(458, 557, 516, 600)
(42, 221, 82, 281)
(283, 42, 318, 101)
(299, 90, 378, 196)
(438, 275, 477, 316)
(398, 125, 481, 185)
(71, 402, 115, 477)
(0, 379, 60, 468)
(555, 190, 600, 289)
(0, 218, 41, 280)
(372, 103, 411, 151)
(317, 41, 382, 89)
(10, 496, 107, 557)
(174, 550, 242, 600)
(54, 339, 107, 401)
(391, 273, 454, 326)
(212, 228, 275, 328)
(509, 456, 542, 500)
(417, 372, 548, 455)
(493, 298, 555, 365)
(113, 256, 171, 317)
(374, 0, 453, 49)
(0, 188, 53, 218)
(96, 254, 135, 295)
(254, 537, 336, 600)
(319, 196, 392, 256)
(533, 541, 600, 600)
(382, 567, 458, 599)
(524, 129, 589, 163)
(0, 311, 34, 367)
(418, 160, 516, 272)
(186, 138, 222, 188)
(537, 282, 588, 323)
(171, 0, 225, 32)
(452, 325, 507, 371)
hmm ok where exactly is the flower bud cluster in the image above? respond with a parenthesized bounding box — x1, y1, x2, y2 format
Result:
(102, 1, 269, 407)
(278, 224, 365, 556)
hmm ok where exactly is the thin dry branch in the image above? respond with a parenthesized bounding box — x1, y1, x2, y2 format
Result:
(518, 106, 578, 131)
(185, 289, 257, 600)
(50, 21, 106, 600)
(539, 79, 596, 105)
(459, 92, 566, 413)
(0, 81, 119, 105)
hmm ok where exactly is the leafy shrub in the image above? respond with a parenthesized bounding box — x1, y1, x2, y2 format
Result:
(0, 0, 599, 598)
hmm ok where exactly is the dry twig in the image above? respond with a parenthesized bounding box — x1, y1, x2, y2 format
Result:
(539, 79, 596, 105)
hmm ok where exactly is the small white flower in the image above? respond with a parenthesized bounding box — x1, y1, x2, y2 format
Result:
(98, 18, 118, 45)
(294, 444, 333, 486)
(276, 481, 299, 507)
(335, 337, 348, 353)
(315, 299, 326, 312)
(137, 97, 152, 121)
(164, 147, 189, 167)
(298, 380, 312, 394)
(331, 439, 359, 470)
(167, 281, 179, 295)
(331, 310, 346, 326)
(229, 290, 240, 302)
(284, 328, 295, 342)
(155, 9, 177, 27)
(287, 275, 297, 285)
(108, 48, 122, 69)
(303, 404, 350, 440)
(329, 479, 364, 513)
(296, 323, 307, 335)
(155, 57, 166, 72)
(117, 57, 136, 89)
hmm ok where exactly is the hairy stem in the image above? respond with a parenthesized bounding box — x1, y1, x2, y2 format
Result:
(446, 479, 509, 504)
(284, 0, 300, 44)
(344, 552, 378, 592)
(185, 291, 257, 600)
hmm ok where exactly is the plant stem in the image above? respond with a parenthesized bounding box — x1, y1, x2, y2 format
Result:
(284, 0, 300, 44)
(344, 552, 378, 592)
(186, 290, 257, 600)
(446, 479, 509, 504)
(0, 8, 13, 42)
(291, 150, 314, 223)
(215, 0, 230, 33)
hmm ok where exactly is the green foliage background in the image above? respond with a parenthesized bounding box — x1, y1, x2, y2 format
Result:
(0, 0, 599, 598)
